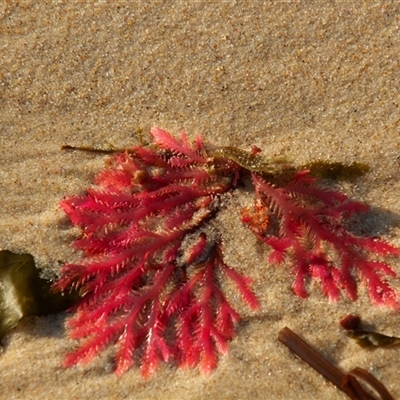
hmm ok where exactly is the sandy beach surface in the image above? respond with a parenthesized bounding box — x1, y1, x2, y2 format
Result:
(1, 2, 400, 399)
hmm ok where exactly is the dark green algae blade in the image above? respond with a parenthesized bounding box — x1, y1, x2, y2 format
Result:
(304, 160, 370, 182)
(347, 329, 400, 348)
(0, 250, 78, 344)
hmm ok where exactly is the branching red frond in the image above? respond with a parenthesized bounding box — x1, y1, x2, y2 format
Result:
(242, 172, 399, 308)
(150, 127, 207, 164)
(165, 237, 259, 375)
(55, 128, 257, 377)
(57, 128, 400, 378)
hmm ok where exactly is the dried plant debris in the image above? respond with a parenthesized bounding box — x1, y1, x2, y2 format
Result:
(340, 315, 400, 348)
(0, 250, 77, 345)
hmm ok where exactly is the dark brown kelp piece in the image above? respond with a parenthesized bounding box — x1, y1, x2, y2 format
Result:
(344, 368, 394, 400)
(278, 327, 394, 400)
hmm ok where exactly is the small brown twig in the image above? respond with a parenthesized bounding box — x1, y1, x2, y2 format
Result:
(278, 327, 394, 400)
(61, 145, 125, 154)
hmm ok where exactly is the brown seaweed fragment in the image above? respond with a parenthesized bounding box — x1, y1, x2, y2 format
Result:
(304, 160, 370, 182)
(209, 146, 369, 182)
(0, 250, 77, 345)
(278, 326, 394, 400)
(340, 314, 400, 348)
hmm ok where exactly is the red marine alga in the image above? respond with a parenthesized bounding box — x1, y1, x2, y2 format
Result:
(55, 127, 400, 377)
